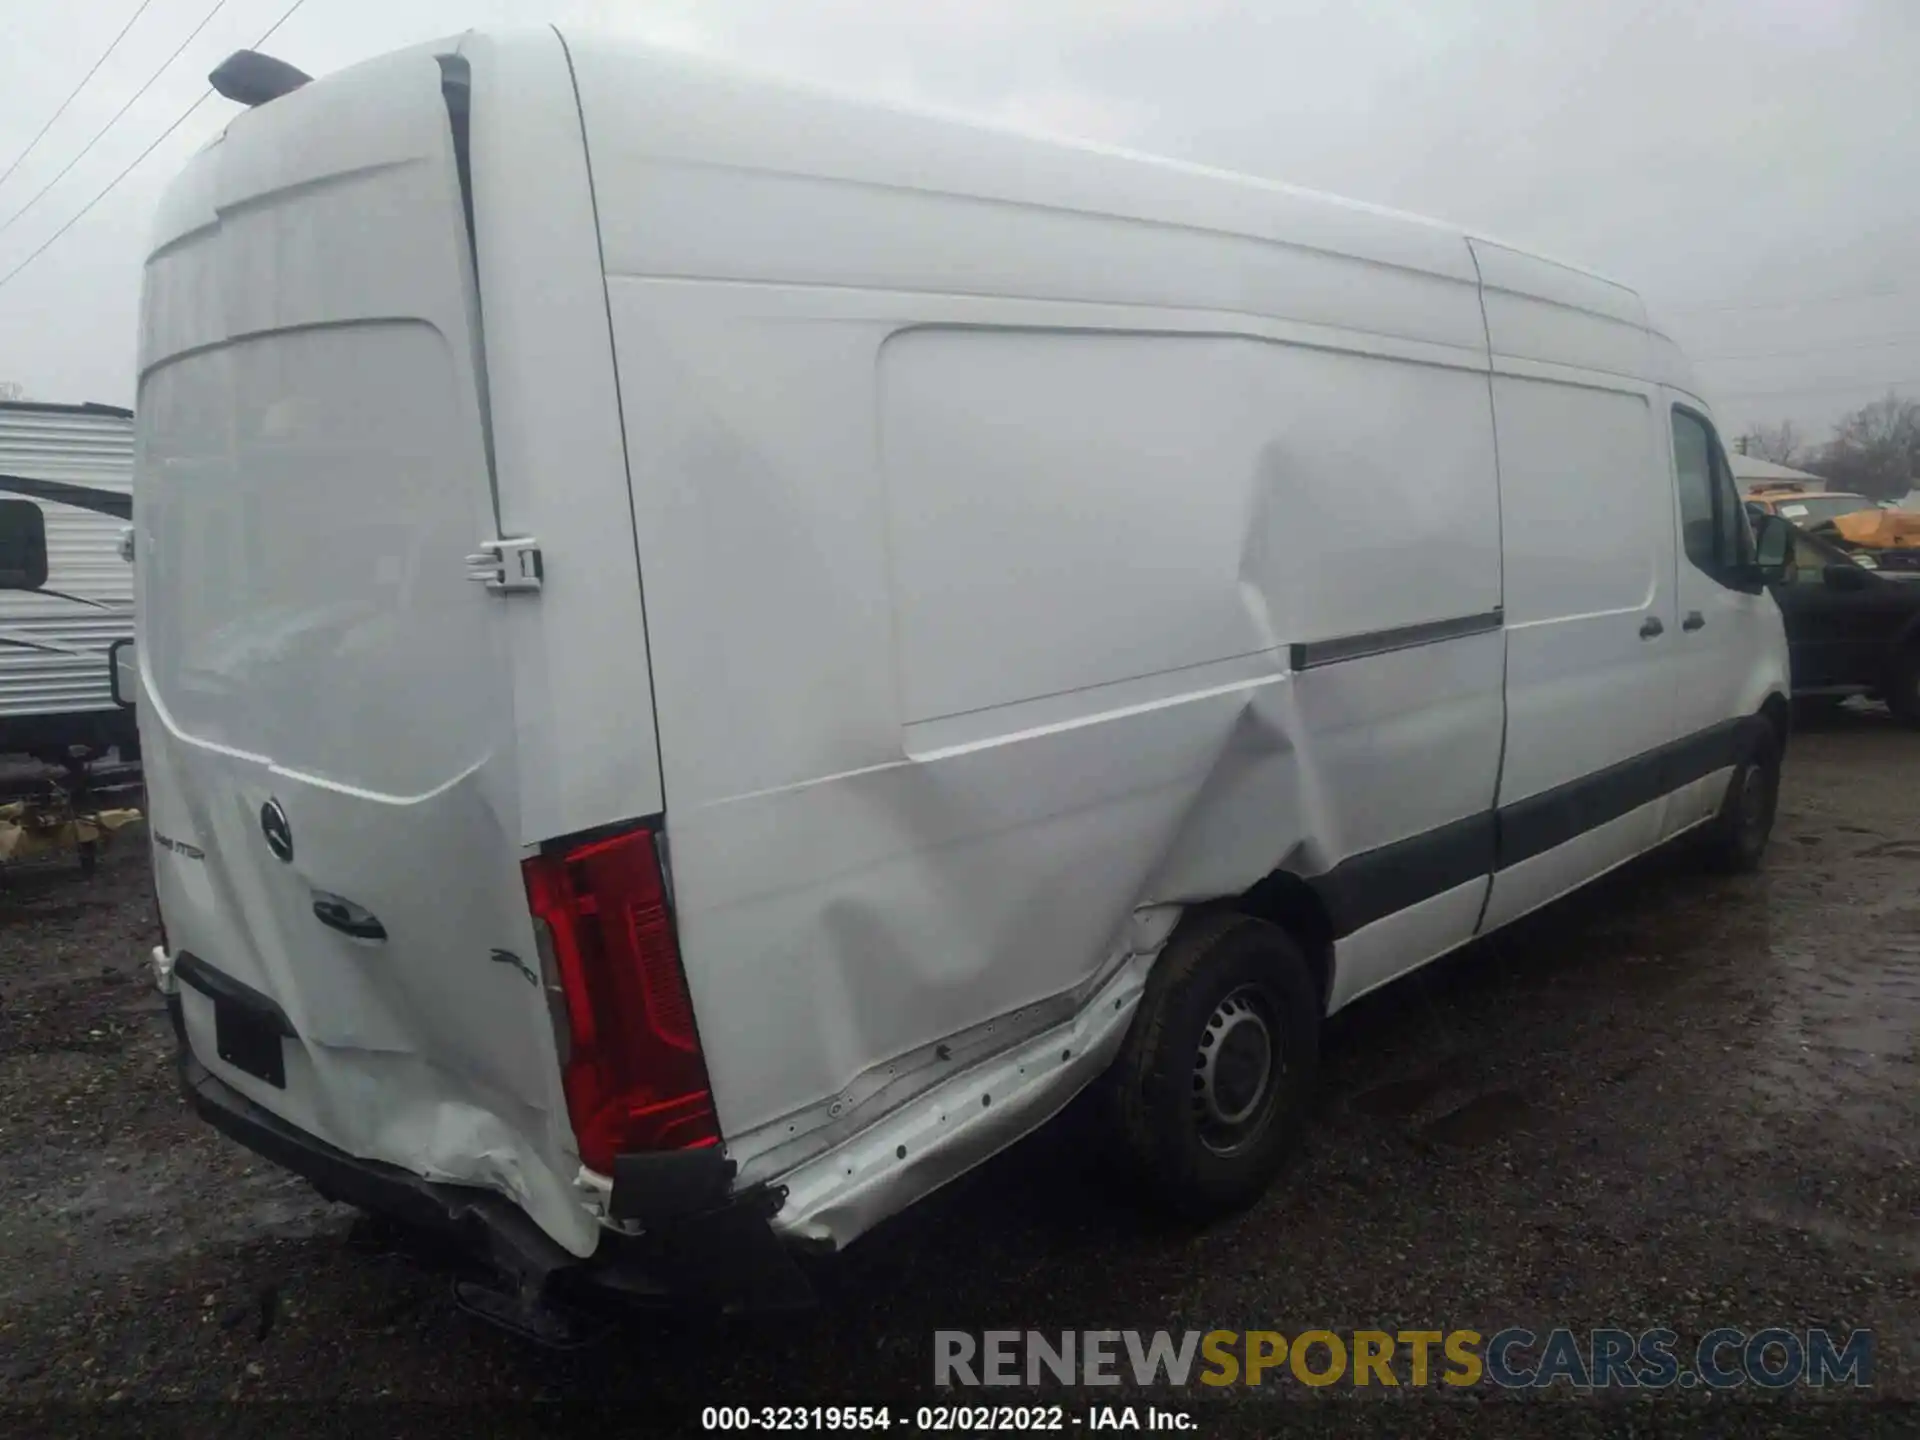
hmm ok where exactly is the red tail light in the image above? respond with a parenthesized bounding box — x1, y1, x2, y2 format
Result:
(521, 826, 718, 1173)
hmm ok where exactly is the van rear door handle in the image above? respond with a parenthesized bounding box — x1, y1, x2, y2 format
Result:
(1639, 616, 1665, 639)
(312, 891, 388, 941)
(1682, 611, 1706, 632)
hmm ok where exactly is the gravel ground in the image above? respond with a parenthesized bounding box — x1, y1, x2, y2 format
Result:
(1, 711, 1916, 1434)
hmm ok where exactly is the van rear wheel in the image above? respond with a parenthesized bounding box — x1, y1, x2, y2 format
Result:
(1110, 914, 1318, 1220)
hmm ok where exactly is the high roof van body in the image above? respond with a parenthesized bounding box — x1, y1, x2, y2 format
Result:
(108, 29, 1790, 1310)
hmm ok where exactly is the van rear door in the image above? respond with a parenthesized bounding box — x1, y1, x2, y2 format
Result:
(135, 45, 592, 1254)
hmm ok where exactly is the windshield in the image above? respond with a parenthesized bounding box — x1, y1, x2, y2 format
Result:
(1774, 494, 1874, 525)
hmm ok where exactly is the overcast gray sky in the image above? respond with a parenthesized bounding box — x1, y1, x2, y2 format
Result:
(1, 0, 1916, 446)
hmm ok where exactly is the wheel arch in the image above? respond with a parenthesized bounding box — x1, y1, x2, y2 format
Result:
(1217, 870, 1335, 1017)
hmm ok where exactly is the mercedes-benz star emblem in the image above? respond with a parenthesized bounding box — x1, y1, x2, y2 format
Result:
(260, 798, 294, 864)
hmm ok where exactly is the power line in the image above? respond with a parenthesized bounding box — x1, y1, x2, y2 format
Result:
(0, 0, 163, 196)
(1665, 285, 1910, 316)
(1715, 377, 1920, 402)
(0, 93, 217, 294)
(1696, 331, 1920, 363)
(0, 0, 238, 242)
(0, 0, 313, 296)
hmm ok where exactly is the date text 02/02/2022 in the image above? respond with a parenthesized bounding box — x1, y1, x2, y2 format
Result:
(700, 1405, 1194, 1431)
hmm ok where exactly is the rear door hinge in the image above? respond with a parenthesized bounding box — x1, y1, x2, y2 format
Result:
(466, 537, 543, 595)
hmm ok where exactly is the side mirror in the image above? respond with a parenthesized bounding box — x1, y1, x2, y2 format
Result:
(1751, 513, 1792, 585)
(108, 638, 139, 710)
(0, 498, 48, 590)
(1823, 562, 1872, 592)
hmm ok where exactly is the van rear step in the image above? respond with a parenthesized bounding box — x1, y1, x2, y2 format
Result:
(172, 1012, 813, 1328)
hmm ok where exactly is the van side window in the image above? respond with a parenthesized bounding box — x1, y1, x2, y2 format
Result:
(1711, 437, 1756, 569)
(1671, 408, 1753, 579)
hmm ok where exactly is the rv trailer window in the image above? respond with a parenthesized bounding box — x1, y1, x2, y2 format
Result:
(0, 498, 49, 590)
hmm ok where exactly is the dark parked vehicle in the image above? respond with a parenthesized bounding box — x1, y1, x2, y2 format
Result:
(1767, 522, 1920, 725)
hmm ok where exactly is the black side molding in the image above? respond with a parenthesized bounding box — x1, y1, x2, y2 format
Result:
(1291, 608, 1503, 671)
(1496, 715, 1759, 870)
(1306, 713, 1766, 939)
(1311, 810, 1496, 937)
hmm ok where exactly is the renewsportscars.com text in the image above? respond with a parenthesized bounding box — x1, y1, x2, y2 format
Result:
(934, 1328, 1872, 1391)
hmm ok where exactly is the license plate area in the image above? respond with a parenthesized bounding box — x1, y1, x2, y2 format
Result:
(175, 952, 293, 1091)
(215, 1000, 287, 1088)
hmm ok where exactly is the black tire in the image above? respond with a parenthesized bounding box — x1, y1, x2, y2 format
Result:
(1699, 724, 1781, 873)
(1110, 912, 1319, 1220)
(1889, 646, 1920, 729)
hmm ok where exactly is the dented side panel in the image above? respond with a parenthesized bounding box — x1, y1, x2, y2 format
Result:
(579, 115, 1506, 1232)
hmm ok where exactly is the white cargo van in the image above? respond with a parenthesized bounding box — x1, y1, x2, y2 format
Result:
(18, 29, 1797, 1317)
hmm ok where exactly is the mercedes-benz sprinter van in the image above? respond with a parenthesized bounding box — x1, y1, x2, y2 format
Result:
(102, 29, 1792, 1315)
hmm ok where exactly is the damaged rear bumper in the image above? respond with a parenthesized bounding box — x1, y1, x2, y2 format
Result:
(170, 996, 812, 1313)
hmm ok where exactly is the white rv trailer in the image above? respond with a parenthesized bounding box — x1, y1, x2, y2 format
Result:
(0, 401, 137, 764)
(10, 30, 1793, 1318)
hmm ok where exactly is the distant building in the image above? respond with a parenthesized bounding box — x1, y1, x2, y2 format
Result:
(1730, 453, 1918, 510)
(1728, 453, 1825, 492)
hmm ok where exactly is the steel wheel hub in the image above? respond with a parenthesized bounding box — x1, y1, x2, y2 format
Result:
(1193, 988, 1274, 1137)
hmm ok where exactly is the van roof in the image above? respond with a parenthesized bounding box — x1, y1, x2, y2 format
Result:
(554, 30, 1680, 374)
(157, 31, 1680, 389)
(550, 30, 1641, 300)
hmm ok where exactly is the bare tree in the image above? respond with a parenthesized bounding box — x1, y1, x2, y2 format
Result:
(1734, 420, 1806, 466)
(0, 380, 25, 402)
(1806, 393, 1920, 502)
